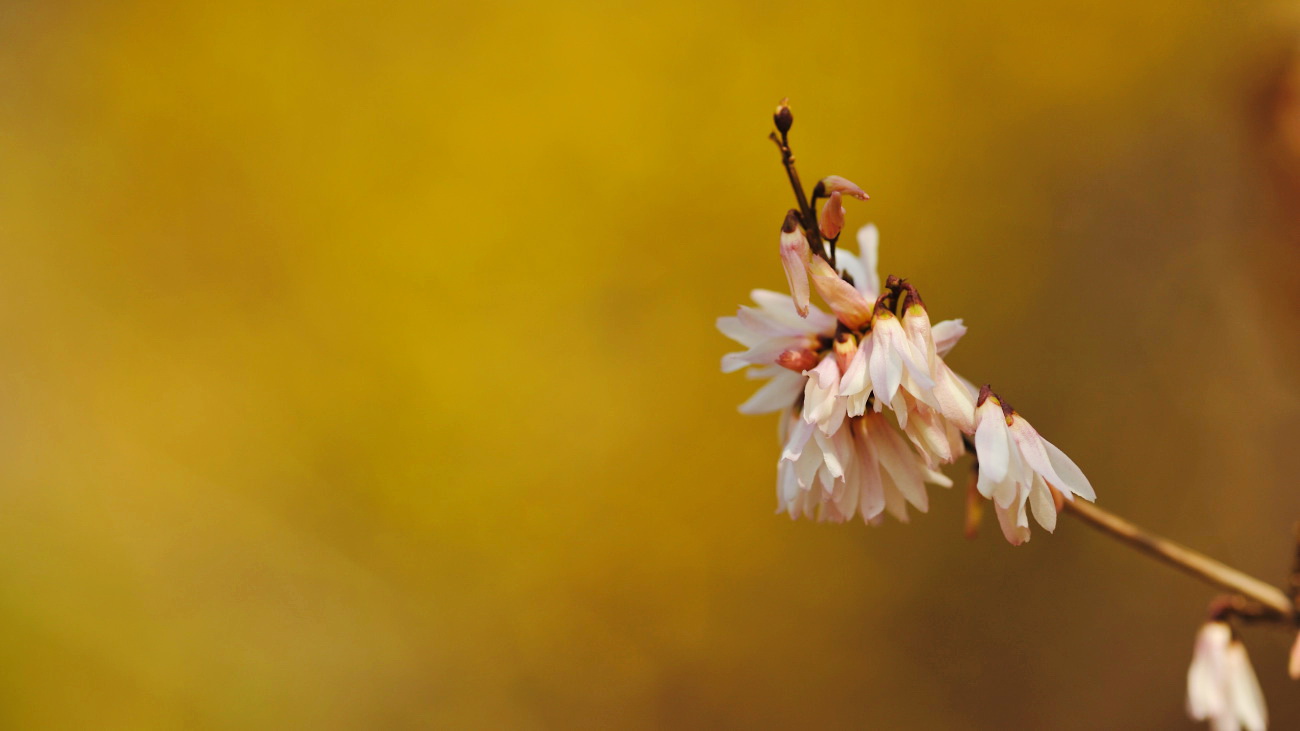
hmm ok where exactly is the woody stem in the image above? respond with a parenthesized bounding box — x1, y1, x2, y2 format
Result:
(1062, 499, 1297, 622)
(768, 132, 831, 265)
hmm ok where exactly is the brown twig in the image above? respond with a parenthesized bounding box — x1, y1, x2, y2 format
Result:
(768, 130, 830, 265)
(1063, 499, 1296, 622)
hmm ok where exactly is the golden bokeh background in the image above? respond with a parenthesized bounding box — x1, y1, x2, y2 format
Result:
(4, 1, 1300, 728)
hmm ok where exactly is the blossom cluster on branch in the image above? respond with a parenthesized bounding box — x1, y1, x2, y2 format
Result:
(719, 101, 1094, 545)
(717, 100, 1299, 730)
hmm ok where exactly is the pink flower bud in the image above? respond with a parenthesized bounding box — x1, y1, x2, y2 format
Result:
(816, 175, 869, 201)
(776, 348, 819, 373)
(808, 256, 872, 330)
(779, 210, 812, 317)
(819, 192, 845, 240)
(833, 331, 858, 373)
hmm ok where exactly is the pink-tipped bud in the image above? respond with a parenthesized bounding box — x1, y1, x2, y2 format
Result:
(815, 175, 869, 202)
(818, 191, 845, 240)
(774, 98, 793, 135)
(808, 256, 872, 330)
(779, 210, 812, 317)
(833, 331, 858, 373)
(776, 348, 819, 373)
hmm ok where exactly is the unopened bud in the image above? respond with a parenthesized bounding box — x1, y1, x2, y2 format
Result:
(774, 98, 793, 135)
(814, 175, 869, 202)
(808, 256, 872, 330)
(833, 331, 858, 372)
(776, 348, 819, 373)
(818, 192, 845, 240)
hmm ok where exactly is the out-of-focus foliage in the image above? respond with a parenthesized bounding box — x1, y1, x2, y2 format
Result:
(3, 1, 1300, 728)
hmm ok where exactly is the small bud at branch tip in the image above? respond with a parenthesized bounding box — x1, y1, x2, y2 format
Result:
(774, 98, 793, 136)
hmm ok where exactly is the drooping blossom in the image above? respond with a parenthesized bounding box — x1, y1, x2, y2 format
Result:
(723, 180, 1097, 543)
(778, 210, 813, 317)
(972, 386, 1096, 545)
(1186, 621, 1267, 731)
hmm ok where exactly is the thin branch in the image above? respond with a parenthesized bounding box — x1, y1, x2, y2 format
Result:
(1063, 499, 1296, 622)
(768, 132, 828, 263)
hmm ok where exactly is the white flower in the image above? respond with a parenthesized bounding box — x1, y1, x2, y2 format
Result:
(972, 387, 1096, 545)
(718, 290, 836, 414)
(776, 410, 950, 523)
(1186, 621, 1267, 731)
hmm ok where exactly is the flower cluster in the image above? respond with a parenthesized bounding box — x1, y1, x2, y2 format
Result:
(719, 118, 1095, 544)
(1186, 621, 1267, 731)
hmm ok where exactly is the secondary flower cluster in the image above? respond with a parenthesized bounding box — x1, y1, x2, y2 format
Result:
(1186, 621, 1267, 731)
(719, 196, 1096, 545)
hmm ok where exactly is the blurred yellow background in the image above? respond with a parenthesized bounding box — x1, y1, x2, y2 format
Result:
(4, 1, 1300, 728)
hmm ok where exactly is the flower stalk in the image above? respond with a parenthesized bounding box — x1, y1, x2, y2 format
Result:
(1063, 499, 1297, 623)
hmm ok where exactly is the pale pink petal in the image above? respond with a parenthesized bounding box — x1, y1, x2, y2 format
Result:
(974, 400, 1011, 485)
(780, 242, 812, 319)
(994, 498, 1031, 546)
(852, 419, 886, 520)
(869, 315, 905, 404)
(854, 224, 880, 299)
(932, 362, 977, 433)
(1041, 437, 1096, 501)
(808, 256, 872, 329)
(716, 316, 760, 347)
(750, 289, 835, 333)
(781, 417, 815, 462)
(871, 417, 930, 512)
(932, 318, 967, 356)
(1007, 417, 1070, 490)
(738, 371, 805, 414)
(839, 336, 872, 396)
(1227, 643, 1267, 731)
(1028, 474, 1057, 533)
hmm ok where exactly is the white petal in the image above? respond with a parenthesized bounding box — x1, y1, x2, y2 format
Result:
(932, 318, 967, 356)
(869, 320, 904, 405)
(853, 421, 886, 520)
(839, 336, 872, 396)
(750, 289, 835, 333)
(994, 499, 1030, 546)
(813, 430, 845, 479)
(1028, 475, 1057, 533)
(739, 371, 805, 414)
(872, 417, 930, 512)
(855, 224, 881, 300)
(780, 417, 815, 462)
(974, 401, 1011, 486)
(1008, 417, 1070, 490)
(1227, 643, 1267, 731)
(1041, 437, 1096, 501)
(717, 316, 760, 347)
(932, 362, 976, 433)
(1188, 623, 1232, 722)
